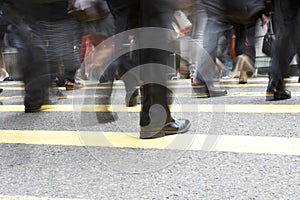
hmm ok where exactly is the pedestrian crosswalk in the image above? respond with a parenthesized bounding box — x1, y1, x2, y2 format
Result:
(2, 104, 300, 113)
(1, 77, 300, 155)
(1, 77, 300, 199)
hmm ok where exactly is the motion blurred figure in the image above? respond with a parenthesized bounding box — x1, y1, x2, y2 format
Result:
(106, 0, 140, 107)
(198, 0, 265, 93)
(3, 1, 51, 112)
(266, 0, 300, 100)
(0, 6, 13, 82)
(127, 0, 191, 139)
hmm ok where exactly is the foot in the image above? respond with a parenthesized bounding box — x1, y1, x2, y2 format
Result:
(140, 118, 191, 139)
(64, 81, 84, 90)
(192, 84, 227, 98)
(125, 90, 138, 107)
(207, 86, 228, 97)
(0, 88, 3, 93)
(266, 87, 291, 101)
(266, 80, 291, 101)
(25, 106, 41, 113)
(239, 70, 247, 84)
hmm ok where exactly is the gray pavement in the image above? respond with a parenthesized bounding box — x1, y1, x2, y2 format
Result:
(0, 78, 300, 199)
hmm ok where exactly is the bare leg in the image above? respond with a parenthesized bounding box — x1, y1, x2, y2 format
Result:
(0, 54, 9, 81)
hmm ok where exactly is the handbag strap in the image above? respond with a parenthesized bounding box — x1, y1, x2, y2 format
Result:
(267, 13, 274, 35)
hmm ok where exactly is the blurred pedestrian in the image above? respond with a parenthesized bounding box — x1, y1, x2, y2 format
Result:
(106, 0, 140, 107)
(266, 0, 300, 100)
(40, 0, 83, 91)
(230, 24, 257, 84)
(3, 1, 51, 112)
(176, 0, 227, 97)
(200, 0, 265, 89)
(127, 0, 191, 139)
(0, 8, 12, 82)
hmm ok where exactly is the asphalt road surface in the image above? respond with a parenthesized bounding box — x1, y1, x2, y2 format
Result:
(0, 77, 300, 199)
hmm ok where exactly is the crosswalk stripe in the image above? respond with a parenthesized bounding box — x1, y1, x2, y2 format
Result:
(0, 130, 300, 156)
(0, 195, 85, 200)
(1, 104, 300, 113)
(1, 77, 298, 85)
(1, 82, 300, 90)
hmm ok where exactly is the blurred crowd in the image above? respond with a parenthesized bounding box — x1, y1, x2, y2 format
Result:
(0, 0, 299, 138)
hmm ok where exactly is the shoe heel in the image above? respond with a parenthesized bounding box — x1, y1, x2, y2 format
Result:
(239, 70, 248, 84)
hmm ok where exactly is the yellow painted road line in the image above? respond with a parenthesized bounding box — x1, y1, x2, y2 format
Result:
(0, 77, 277, 85)
(0, 77, 296, 87)
(220, 77, 299, 82)
(0, 87, 25, 90)
(0, 96, 23, 100)
(0, 130, 300, 156)
(1, 83, 300, 90)
(0, 81, 24, 86)
(2, 104, 300, 113)
(0, 195, 86, 200)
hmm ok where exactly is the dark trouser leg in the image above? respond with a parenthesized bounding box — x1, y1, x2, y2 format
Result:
(118, 53, 139, 107)
(20, 48, 49, 111)
(266, 0, 299, 100)
(193, 13, 228, 97)
(62, 57, 80, 83)
(139, 49, 172, 127)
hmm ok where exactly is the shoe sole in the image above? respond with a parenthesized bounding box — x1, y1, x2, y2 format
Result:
(140, 121, 191, 139)
(25, 108, 41, 113)
(208, 91, 228, 97)
(239, 81, 247, 84)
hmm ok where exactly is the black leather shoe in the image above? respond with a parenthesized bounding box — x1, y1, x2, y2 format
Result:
(0, 88, 3, 93)
(266, 77, 291, 101)
(266, 87, 291, 101)
(140, 118, 191, 139)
